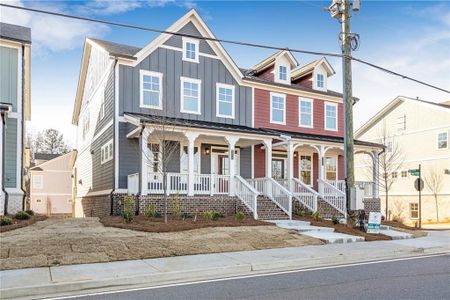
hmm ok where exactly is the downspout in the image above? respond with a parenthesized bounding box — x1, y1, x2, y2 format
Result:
(110, 58, 118, 216)
(20, 44, 26, 211)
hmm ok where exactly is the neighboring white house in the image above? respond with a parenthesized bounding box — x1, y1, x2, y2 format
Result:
(355, 96, 450, 226)
(30, 151, 76, 216)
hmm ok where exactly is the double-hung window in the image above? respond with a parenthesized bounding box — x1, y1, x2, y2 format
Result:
(180, 77, 201, 114)
(299, 98, 313, 128)
(317, 73, 324, 88)
(324, 102, 337, 131)
(101, 139, 113, 164)
(140, 70, 163, 109)
(216, 83, 235, 118)
(437, 132, 448, 149)
(182, 37, 199, 63)
(325, 157, 337, 181)
(409, 203, 418, 219)
(279, 65, 287, 81)
(270, 93, 286, 124)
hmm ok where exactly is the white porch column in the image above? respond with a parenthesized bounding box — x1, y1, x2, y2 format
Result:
(225, 136, 239, 196)
(185, 131, 199, 196)
(263, 139, 272, 179)
(286, 141, 295, 181)
(372, 151, 380, 199)
(0, 117, 4, 215)
(317, 145, 325, 195)
(140, 127, 152, 195)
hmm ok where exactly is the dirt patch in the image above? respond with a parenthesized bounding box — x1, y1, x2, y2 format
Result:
(0, 217, 323, 270)
(100, 215, 271, 233)
(0, 215, 47, 233)
(295, 216, 392, 241)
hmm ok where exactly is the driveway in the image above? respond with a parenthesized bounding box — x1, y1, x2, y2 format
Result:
(0, 218, 322, 270)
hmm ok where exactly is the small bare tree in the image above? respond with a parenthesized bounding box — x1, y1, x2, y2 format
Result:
(424, 166, 443, 222)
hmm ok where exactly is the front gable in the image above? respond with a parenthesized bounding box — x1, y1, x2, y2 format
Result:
(163, 21, 215, 56)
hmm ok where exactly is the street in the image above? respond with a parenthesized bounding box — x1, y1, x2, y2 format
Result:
(68, 254, 450, 300)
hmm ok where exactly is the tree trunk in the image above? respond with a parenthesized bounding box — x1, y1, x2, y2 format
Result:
(435, 195, 439, 222)
(163, 172, 168, 223)
(385, 186, 389, 221)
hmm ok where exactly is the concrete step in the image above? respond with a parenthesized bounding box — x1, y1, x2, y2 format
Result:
(301, 231, 365, 244)
(379, 229, 413, 240)
(297, 226, 335, 233)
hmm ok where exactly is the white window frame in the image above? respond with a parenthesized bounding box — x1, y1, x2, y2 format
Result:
(409, 203, 419, 219)
(33, 174, 43, 189)
(182, 37, 199, 63)
(317, 73, 325, 88)
(325, 156, 338, 181)
(299, 97, 314, 128)
(216, 83, 235, 119)
(278, 65, 288, 81)
(140, 70, 163, 110)
(180, 77, 201, 115)
(101, 139, 114, 164)
(437, 132, 448, 149)
(324, 102, 338, 131)
(270, 92, 286, 125)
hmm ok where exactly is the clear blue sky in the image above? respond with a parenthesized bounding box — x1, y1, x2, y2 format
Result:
(2, 0, 449, 146)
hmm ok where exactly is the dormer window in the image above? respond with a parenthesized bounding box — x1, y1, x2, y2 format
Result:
(279, 66, 287, 81)
(317, 74, 324, 88)
(182, 37, 199, 63)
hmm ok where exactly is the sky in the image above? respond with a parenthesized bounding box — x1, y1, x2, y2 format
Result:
(1, 0, 449, 148)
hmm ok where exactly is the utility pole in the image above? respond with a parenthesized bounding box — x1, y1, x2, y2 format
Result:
(327, 0, 359, 213)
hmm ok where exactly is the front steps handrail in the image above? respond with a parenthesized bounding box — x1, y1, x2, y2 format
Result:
(291, 178, 319, 212)
(235, 175, 259, 219)
(318, 179, 346, 215)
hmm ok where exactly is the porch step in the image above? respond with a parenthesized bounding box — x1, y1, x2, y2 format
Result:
(257, 196, 290, 220)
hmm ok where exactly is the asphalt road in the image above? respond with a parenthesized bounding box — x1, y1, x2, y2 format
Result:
(70, 255, 450, 300)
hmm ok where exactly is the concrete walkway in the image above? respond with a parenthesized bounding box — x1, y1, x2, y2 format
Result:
(1, 231, 448, 299)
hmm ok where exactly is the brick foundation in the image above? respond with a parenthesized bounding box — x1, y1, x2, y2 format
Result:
(363, 198, 381, 217)
(75, 194, 111, 217)
(317, 199, 345, 219)
(112, 193, 251, 217)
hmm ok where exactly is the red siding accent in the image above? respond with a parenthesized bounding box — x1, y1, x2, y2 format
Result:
(256, 66, 274, 82)
(294, 154, 299, 178)
(254, 88, 344, 137)
(313, 153, 319, 191)
(338, 155, 345, 180)
(292, 74, 313, 88)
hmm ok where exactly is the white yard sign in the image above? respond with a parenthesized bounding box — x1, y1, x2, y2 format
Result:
(367, 212, 382, 234)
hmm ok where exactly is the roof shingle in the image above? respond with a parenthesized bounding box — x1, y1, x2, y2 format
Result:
(0, 22, 31, 44)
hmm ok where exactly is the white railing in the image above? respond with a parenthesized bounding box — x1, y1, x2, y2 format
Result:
(319, 179, 346, 215)
(247, 178, 266, 195)
(148, 172, 164, 194)
(167, 173, 188, 194)
(213, 175, 230, 194)
(147, 173, 230, 195)
(194, 174, 212, 195)
(235, 175, 259, 219)
(127, 173, 139, 195)
(291, 178, 319, 212)
(327, 180, 346, 193)
(355, 181, 374, 199)
(249, 177, 292, 218)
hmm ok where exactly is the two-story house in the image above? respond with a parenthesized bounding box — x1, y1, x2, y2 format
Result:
(355, 96, 450, 226)
(72, 10, 382, 220)
(0, 23, 31, 215)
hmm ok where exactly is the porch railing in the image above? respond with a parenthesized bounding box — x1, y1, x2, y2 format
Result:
(291, 178, 319, 212)
(326, 180, 346, 193)
(248, 177, 292, 219)
(355, 181, 374, 199)
(235, 175, 259, 219)
(318, 179, 346, 215)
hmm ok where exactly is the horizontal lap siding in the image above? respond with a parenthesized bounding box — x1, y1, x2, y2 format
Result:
(118, 123, 139, 189)
(254, 88, 344, 137)
(4, 118, 18, 188)
(0, 46, 18, 111)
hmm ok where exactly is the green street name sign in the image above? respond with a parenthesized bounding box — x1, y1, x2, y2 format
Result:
(408, 169, 420, 176)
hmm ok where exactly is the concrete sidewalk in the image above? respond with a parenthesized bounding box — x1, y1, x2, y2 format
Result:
(1, 231, 448, 299)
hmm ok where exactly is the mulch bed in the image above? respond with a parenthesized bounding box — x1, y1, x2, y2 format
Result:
(382, 220, 418, 230)
(100, 215, 272, 233)
(294, 215, 392, 242)
(0, 215, 47, 233)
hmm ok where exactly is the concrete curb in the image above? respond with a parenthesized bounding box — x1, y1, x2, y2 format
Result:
(2, 247, 449, 299)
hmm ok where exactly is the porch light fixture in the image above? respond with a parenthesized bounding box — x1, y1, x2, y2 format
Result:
(294, 152, 298, 158)
(205, 147, 210, 155)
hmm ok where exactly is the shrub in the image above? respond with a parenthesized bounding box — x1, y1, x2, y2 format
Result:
(0, 217, 13, 226)
(25, 209, 34, 216)
(234, 211, 245, 222)
(203, 210, 221, 221)
(15, 211, 31, 220)
(331, 215, 340, 225)
(144, 205, 157, 218)
(123, 195, 135, 223)
(296, 209, 306, 217)
(172, 193, 182, 220)
(311, 211, 321, 221)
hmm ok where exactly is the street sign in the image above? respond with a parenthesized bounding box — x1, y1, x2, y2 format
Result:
(367, 212, 382, 234)
(415, 178, 424, 191)
(408, 169, 420, 176)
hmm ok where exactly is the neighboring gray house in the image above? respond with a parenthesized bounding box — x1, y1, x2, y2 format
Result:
(0, 23, 31, 215)
(72, 10, 381, 219)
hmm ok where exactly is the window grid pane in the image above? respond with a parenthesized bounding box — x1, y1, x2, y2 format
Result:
(325, 104, 337, 130)
(279, 66, 287, 81)
(183, 81, 199, 113)
(218, 87, 233, 117)
(272, 96, 285, 123)
(300, 100, 312, 126)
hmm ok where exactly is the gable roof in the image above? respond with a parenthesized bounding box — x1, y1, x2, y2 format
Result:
(291, 57, 335, 80)
(88, 38, 141, 59)
(355, 96, 450, 138)
(30, 151, 76, 171)
(251, 50, 298, 73)
(0, 22, 31, 44)
(34, 153, 61, 161)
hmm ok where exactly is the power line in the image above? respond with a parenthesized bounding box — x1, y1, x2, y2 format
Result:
(1, 3, 449, 94)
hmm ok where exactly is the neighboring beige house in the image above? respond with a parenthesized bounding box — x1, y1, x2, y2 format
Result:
(355, 96, 450, 226)
(30, 151, 76, 215)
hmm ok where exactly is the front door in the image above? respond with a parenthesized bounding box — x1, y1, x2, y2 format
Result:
(218, 155, 229, 175)
(272, 159, 284, 180)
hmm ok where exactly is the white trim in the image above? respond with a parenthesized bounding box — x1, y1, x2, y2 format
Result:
(324, 101, 338, 131)
(100, 139, 114, 164)
(276, 64, 289, 84)
(140, 70, 163, 110)
(180, 76, 202, 115)
(85, 189, 113, 197)
(251, 145, 255, 179)
(182, 37, 199, 63)
(114, 64, 119, 190)
(270, 92, 286, 125)
(298, 97, 314, 128)
(15, 45, 23, 190)
(160, 44, 220, 60)
(31, 193, 72, 196)
(215, 83, 235, 119)
(437, 131, 448, 150)
(251, 87, 255, 128)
